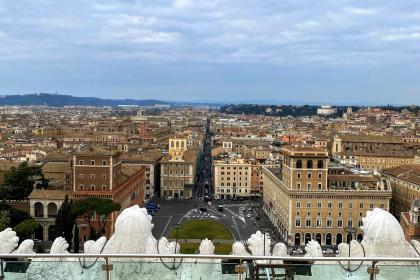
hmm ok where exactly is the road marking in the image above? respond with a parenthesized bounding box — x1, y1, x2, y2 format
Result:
(160, 216, 172, 238)
(232, 216, 242, 240)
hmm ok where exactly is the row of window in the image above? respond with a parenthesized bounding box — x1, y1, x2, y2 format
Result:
(295, 218, 362, 228)
(220, 172, 249, 176)
(296, 183, 323, 190)
(79, 174, 107, 179)
(79, 184, 107, 190)
(296, 160, 324, 169)
(220, 182, 248, 186)
(296, 201, 385, 209)
(297, 172, 322, 179)
(220, 166, 250, 171)
(78, 160, 108, 166)
(218, 188, 249, 193)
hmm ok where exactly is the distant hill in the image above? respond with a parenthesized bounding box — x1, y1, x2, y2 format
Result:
(0, 93, 169, 107)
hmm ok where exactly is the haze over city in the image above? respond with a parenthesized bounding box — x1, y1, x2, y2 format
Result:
(1, 0, 420, 104)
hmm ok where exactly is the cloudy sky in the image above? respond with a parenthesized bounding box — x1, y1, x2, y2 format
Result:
(0, 0, 419, 104)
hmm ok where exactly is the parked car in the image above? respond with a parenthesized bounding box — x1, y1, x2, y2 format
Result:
(199, 207, 207, 212)
(217, 206, 224, 212)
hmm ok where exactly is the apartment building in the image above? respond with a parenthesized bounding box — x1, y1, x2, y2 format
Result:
(213, 158, 252, 199)
(263, 145, 392, 246)
(332, 134, 417, 171)
(160, 148, 197, 199)
(382, 164, 420, 218)
(72, 149, 145, 240)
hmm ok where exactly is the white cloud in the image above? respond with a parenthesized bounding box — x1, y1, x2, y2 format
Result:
(0, 0, 418, 66)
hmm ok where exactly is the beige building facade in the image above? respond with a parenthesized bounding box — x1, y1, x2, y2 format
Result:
(214, 158, 252, 199)
(263, 145, 392, 246)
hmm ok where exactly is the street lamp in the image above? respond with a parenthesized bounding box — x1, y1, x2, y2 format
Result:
(173, 223, 184, 268)
(344, 227, 357, 270)
(260, 227, 270, 256)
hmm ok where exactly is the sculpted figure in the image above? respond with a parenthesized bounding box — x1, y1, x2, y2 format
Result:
(0, 228, 19, 254)
(360, 208, 418, 257)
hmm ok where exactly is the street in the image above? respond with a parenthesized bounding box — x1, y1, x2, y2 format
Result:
(151, 198, 284, 243)
(193, 116, 213, 199)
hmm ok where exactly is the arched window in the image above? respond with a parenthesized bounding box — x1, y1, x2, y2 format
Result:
(295, 233, 301, 246)
(34, 202, 44, 217)
(315, 233, 322, 244)
(48, 203, 58, 217)
(305, 233, 311, 244)
(336, 233, 343, 245)
(346, 233, 353, 244)
(307, 160, 313, 169)
(317, 160, 323, 169)
(326, 233, 332, 245)
(357, 234, 363, 243)
(296, 160, 302, 169)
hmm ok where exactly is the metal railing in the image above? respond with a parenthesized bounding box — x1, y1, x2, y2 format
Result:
(1, 254, 419, 280)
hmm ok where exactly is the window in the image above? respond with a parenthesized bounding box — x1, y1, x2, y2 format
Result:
(91, 160, 95, 165)
(102, 185, 106, 190)
(91, 174, 95, 179)
(359, 203, 364, 208)
(318, 172, 322, 179)
(369, 203, 374, 209)
(90, 185, 95, 190)
(349, 202, 353, 209)
(296, 160, 302, 169)
(380, 203, 385, 208)
(306, 219, 311, 227)
(296, 201, 301, 208)
(297, 183, 301, 190)
(327, 219, 332, 228)
(337, 219, 343, 228)
(307, 160, 313, 168)
(102, 160, 107, 165)
(307, 172, 312, 179)
(79, 174, 84, 179)
(102, 174, 107, 179)
(317, 202, 322, 208)
(338, 202, 343, 208)
(306, 202, 311, 208)
(79, 184, 84, 190)
(297, 172, 301, 179)
(347, 219, 353, 227)
(79, 160, 84, 165)
(358, 220, 363, 227)
(317, 160, 323, 168)
(318, 183, 322, 190)
(316, 218, 322, 227)
(307, 183, 312, 190)
(295, 219, 301, 227)
(328, 202, 332, 208)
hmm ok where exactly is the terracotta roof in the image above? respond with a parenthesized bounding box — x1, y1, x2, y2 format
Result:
(337, 134, 404, 144)
(383, 164, 420, 185)
(28, 189, 71, 200)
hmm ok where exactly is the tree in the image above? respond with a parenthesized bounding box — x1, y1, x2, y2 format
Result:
(71, 198, 120, 239)
(1, 161, 49, 200)
(14, 219, 39, 239)
(54, 195, 76, 250)
(0, 202, 31, 227)
(0, 210, 11, 231)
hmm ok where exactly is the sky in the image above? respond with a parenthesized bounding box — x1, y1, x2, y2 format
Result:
(0, 0, 419, 105)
